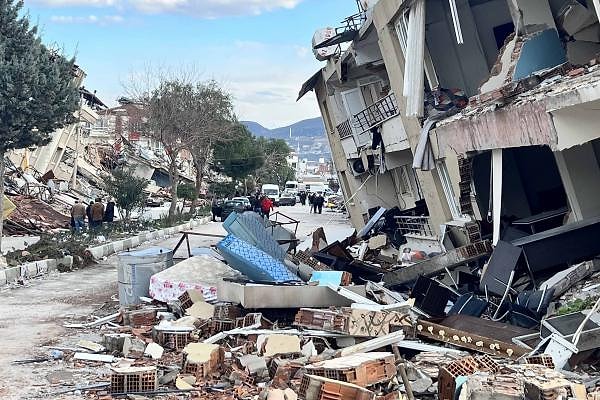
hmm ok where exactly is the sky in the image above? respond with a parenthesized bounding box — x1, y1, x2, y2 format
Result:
(22, 0, 359, 128)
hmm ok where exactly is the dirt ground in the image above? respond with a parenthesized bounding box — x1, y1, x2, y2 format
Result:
(0, 208, 351, 399)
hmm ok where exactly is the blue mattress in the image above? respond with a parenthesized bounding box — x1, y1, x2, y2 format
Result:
(217, 234, 299, 282)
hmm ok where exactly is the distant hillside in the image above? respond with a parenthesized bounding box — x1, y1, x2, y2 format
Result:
(242, 117, 325, 139)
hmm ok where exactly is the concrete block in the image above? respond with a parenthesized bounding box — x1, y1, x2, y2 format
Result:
(263, 334, 301, 357)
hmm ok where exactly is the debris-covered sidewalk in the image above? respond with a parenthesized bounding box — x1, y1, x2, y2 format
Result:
(3, 208, 600, 400)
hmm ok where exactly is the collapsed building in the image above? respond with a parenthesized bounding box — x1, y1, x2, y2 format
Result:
(300, 0, 600, 262)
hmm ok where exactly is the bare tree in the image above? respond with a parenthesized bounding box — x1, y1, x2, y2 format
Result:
(187, 81, 237, 213)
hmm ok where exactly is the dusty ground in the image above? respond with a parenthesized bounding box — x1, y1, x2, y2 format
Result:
(0, 207, 351, 399)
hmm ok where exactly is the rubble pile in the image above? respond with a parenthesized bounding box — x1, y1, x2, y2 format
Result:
(19, 209, 600, 400)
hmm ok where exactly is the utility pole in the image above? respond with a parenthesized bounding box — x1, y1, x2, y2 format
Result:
(70, 92, 84, 189)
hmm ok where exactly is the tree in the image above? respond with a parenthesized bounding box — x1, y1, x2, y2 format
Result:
(177, 183, 196, 203)
(103, 168, 149, 225)
(210, 181, 237, 199)
(187, 81, 237, 213)
(255, 138, 295, 188)
(212, 124, 265, 193)
(145, 80, 198, 222)
(0, 0, 80, 251)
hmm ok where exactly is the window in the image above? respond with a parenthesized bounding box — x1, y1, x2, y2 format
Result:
(436, 159, 462, 220)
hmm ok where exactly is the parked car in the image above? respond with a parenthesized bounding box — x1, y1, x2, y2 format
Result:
(146, 196, 164, 207)
(278, 191, 297, 206)
(220, 200, 246, 221)
(232, 197, 252, 211)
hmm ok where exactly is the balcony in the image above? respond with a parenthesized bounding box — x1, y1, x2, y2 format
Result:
(352, 93, 399, 134)
(336, 120, 353, 139)
(395, 215, 435, 238)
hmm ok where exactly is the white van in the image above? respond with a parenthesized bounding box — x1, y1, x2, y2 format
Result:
(262, 184, 281, 204)
(285, 181, 299, 194)
(307, 183, 326, 194)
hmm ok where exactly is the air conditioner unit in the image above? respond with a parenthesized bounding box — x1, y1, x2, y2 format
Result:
(348, 158, 367, 177)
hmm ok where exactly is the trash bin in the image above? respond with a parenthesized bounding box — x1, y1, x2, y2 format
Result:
(117, 247, 174, 306)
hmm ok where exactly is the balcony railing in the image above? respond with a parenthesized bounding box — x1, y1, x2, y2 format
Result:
(395, 215, 435, 238)
(352, 93, 399, 133)
(336, 119, 353, 139)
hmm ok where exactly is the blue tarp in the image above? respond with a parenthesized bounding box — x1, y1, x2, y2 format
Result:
(217, 234, 299, 283)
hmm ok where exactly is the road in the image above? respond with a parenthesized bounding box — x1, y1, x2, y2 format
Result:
(0, 204, 351, 399)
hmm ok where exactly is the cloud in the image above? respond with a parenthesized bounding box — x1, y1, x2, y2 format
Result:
(50, 14, 125, 24)
(31, 0, 303, 18)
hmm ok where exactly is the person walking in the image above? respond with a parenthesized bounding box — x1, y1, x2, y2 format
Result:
(299, 191, 307, 206)
(71, 200, 86, 233)
(315, 193, 325, 214)
(308, 192, 315, 213)
(261, 196, 274, 219)
(90, 198, 105, 229)
(104, 198, 116, 223)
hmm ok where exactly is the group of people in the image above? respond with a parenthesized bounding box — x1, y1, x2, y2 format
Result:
(308, 192, 325, 214)
(70, 198, 116, 233)
(250, 193, 274, 218)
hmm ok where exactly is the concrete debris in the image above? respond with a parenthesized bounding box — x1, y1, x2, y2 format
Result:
(143, 342, 164, 360)
(263, 334, 302, 357)
(21, 207, 600, 400)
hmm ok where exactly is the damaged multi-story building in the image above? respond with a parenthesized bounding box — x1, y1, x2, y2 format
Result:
(7, 66, 108, 196)
(301, 0, 600, 254)
(92, 98, 196, 188)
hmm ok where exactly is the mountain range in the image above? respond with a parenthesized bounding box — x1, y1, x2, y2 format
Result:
(242, 117, 325, 139)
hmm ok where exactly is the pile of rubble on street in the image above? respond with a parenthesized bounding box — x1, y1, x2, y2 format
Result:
(22, 209, 600, 400)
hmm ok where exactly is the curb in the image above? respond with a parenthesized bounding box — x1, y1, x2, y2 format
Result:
(0, 256, 74, 285)
(85, 216, 211, 259)
(0, 216, 211, 286)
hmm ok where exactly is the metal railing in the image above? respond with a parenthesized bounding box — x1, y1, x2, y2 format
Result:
(395, 215, 436, 237)
(336, 119, 354, 139)
(352, 93, 399, 133)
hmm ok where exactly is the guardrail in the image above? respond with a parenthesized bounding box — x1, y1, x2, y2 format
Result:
(395, 215, 435, 237)
(352, 93, 399, 133)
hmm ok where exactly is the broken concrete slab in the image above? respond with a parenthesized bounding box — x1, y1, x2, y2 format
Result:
(185, 301, 215, 320)
(336, 331, 406, 358)
(263, 334, 301, 357)
(539, 261, 596, 299)
(238, 354, 268, 375)
(367, 234, 387, 250)
(216, 281, 368, 308)
(143, 342, 164, 360)
(76, 340, 105, 353)
(175, 376, 194, 390)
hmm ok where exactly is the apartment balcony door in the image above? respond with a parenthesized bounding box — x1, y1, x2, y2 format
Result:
(341, 88, 366, 125)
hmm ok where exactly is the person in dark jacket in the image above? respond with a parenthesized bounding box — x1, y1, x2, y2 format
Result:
(314, 193, 325, 214)
(104, 199, 116, 222)
(308, 193, 315, 213)
(299, 191, 307, 206)
(86, 202, 92, 226)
